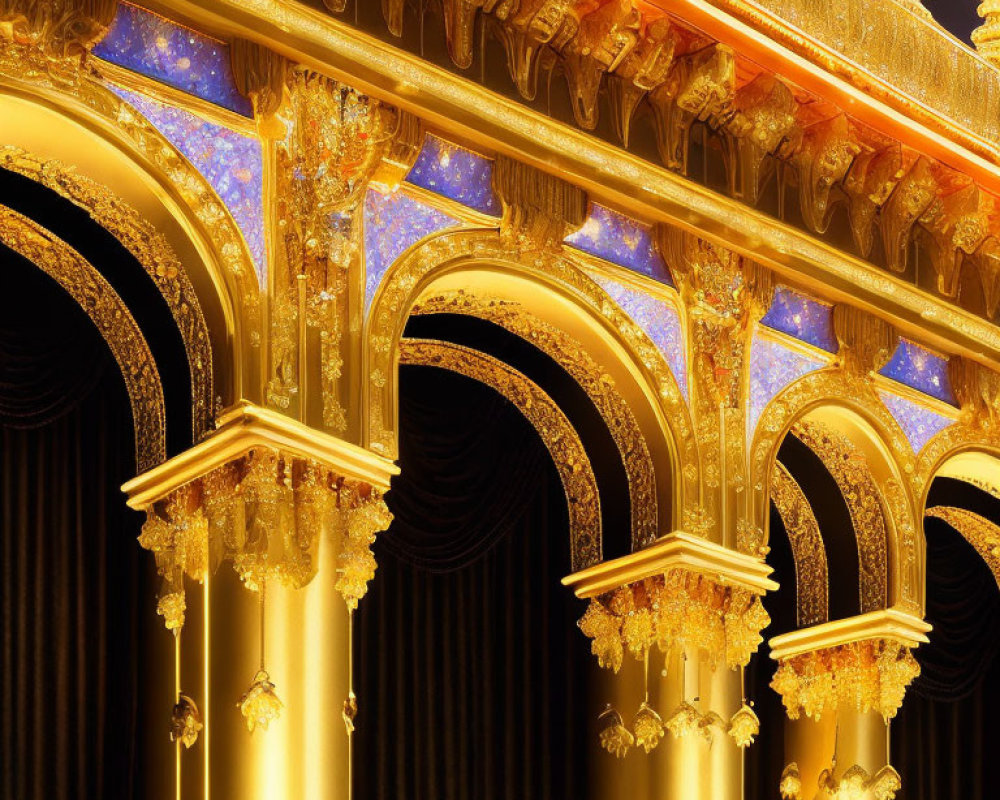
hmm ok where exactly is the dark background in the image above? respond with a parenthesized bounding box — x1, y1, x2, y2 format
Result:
(931, 0, 981, 44)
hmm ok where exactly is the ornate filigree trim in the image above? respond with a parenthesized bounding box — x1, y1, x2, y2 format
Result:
(0, 145, 214, 440)
(0, 204, 165, 469)
(398, 338, 601, 570)
(138, 447, 392, 629)
(770, 463, 828, 627)
(577, 569, 770, 672)
(771, 639, 920, 721)
(926, 506, 1000, 590)
(412, 292, 658, 551)
(792, 420, 888, 614)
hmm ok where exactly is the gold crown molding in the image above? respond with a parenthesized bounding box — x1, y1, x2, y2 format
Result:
(770, 462, 828, 628)
(413, 291, 659, 550)
(0, 145, 216, 441)
(122, 401, 399, 510)
(791, 420, 889, 614)
(399, 337, 602, 571)
(0, 203, 166, 471)
(366, 230, 697, 516)
(769, 609, 930, 661)
(562, 530, 778, 599)
(130, 0, 1000, 376)
(0, 0, 116, 60)
(925, 505, 1000, 590)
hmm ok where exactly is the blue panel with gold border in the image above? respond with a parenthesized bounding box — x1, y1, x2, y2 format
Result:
(760, 287, 837, 353)
(94, 2, 252, 116)
(404, 135, 500, 216)
(879, 340, 957, 406)
(565, 204, 672, 286)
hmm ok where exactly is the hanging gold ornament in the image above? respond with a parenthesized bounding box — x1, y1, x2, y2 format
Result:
(169, 694, 203, 749)
(633, 701, 666, 753)
(239, 669, 283, 733)
(727, 702, 760, 747)
(665, 700, 702, 739)
(779, 762, 802, 800)
(598, 705, 634, 758)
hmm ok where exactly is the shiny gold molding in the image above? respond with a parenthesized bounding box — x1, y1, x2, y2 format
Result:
(0, 145, 215, 440)
(365, 230, 697, 526)
(769, 610, 930, 721)
(925, 506, 1000, 590)
(770, 463, 828, 627)
(792, 420, 888, 614)
(413, 291, 659, 550)
(399, 338, 602, 570)
(0, 204, 165, 470)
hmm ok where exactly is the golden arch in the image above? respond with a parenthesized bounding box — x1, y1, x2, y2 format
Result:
(364, 227, 699, 537)
(0, 72, 260, 407)
(749, 367, 924, 615)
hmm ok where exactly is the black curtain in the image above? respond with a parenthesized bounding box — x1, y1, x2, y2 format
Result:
(355, 364, 593, 800)
(892, 513, 1000, 800)
(1, 259, 149, 799)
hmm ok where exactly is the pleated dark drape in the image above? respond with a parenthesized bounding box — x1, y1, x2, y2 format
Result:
(892, 515, 1000, 800)
(355, 365, 593, 800)
(1, 260, 149, 800)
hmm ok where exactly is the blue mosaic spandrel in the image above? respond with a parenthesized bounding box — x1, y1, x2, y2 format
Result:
(879, 340, 957, 406)
(590, 275, 687, 402)
(880, 390, 955, 454)
(566, 204, 672, 286)
(747, 333, 827, 445)
(112, 86, 266, 287)
(405, 135, 500, 216)
(95, 2, 252, 116)
(760, 287, 838, 353)
(364, 189, 460, 316)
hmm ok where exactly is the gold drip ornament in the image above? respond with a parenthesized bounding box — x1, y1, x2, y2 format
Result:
(565, 532, 776, 756)
(122, 404, 397, 738)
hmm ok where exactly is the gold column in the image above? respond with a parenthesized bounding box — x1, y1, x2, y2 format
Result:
(122, 404, 398, 800)
(565, 532, 777, 800)
(769, 610, 930, 800)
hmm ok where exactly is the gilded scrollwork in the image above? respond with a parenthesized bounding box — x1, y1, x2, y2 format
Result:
(770, 463, 828, 627)
(365, 228, 698, 525)
(269, 70, 395, 431)
(791, 420, 888, 614)
(0, 0, 115, 64)
(398, 338, 602, 570)
(0, 204, 165, 470)
(0, 145, 215, 440)
(413, 291, 659, 549)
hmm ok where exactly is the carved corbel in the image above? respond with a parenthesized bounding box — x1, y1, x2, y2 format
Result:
(230, 38, 289, 135)
(492, 0, 584, 101)
(832, 304, 895, 375)
(371, 110, 425, 191)
(793, 114, 860, 234)
(649, 44, 735, 173)
(919, 181, 991, 300)
(492, 154, 587, 252)
(381, 0, 404, 37)
(948, 355, 1000, 429)
(842, 144, 904, 258)
(880, 156, 938, 273)
(724, 74, 798, 205)
(972, 235, 1000, 317)
(561, 0, 641, 130)
(606, 16, 677, 146)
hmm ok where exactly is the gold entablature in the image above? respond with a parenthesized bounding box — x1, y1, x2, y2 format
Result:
(770, 462, 828, 628)
(398, 338, 602, 571)
(0, 203, 165, 470)
(0, 145, 215, 441)
(412, 291, 659, 550)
